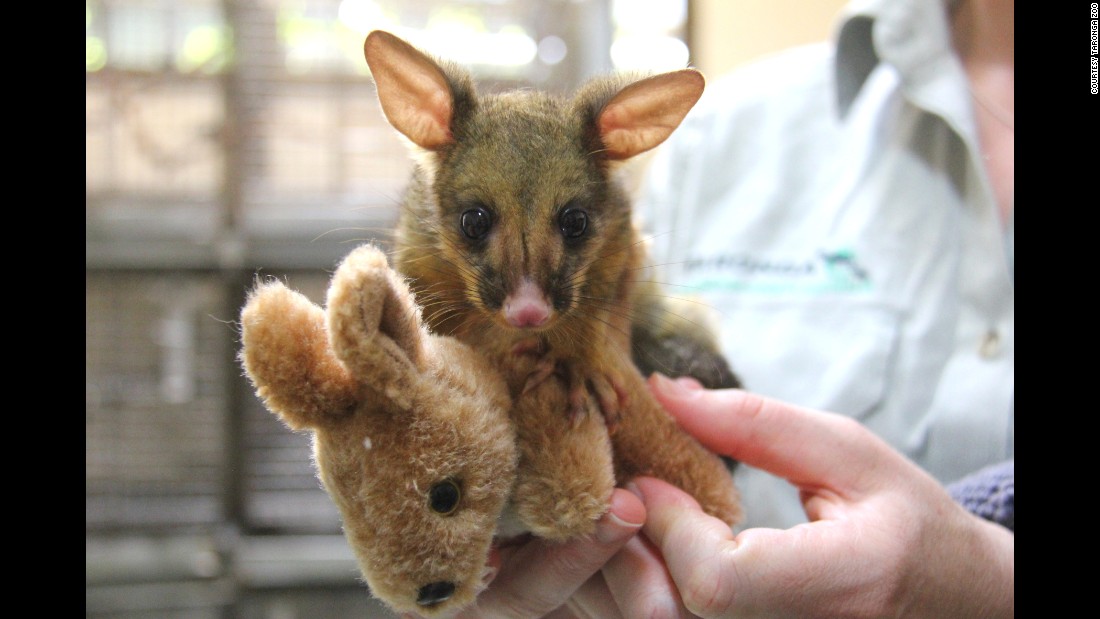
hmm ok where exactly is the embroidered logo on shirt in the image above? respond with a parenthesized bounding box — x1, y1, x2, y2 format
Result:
(683, 249, 872, 294)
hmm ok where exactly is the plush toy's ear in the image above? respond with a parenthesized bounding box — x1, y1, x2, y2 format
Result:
(579, 69, 704, 161)
(326, 244, 428, 410)
(363, 30, 474, 151)
(239, 281, 359, 431)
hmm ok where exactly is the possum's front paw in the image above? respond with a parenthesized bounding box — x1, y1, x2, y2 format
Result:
(561, 359, 629, 434)
(514, 345, 629, 433)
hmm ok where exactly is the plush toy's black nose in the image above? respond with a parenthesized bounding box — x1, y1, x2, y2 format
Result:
(416, 581, 455, 607)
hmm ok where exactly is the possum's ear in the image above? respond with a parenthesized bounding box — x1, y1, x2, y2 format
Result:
(364, 30, 473, 151)
(592, 69, 704, 160)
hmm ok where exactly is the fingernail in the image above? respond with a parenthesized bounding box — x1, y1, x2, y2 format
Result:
(481, 564, 498, 586)
(675, 375, 705, 391)
(595, 493, 644, 544)
(650, 372, 700, 400)
(596, 512, 640, 544)
(624, 480, 644, 503)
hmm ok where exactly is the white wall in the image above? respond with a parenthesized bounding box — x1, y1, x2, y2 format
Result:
(690, 0, 848, 79)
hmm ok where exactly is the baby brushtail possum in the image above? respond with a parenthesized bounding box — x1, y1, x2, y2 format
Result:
(364, 30, 742, 536)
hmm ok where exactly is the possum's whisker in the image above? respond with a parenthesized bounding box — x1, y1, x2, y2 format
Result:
(310, 226, 396, 244)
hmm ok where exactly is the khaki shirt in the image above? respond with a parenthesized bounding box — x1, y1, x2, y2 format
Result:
(636, 0, 1013, 529)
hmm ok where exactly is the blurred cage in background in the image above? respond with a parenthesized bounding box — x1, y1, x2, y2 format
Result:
(86, 1, 690, 617)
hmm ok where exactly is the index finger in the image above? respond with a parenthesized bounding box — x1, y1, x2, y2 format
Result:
(648, 374, 905, 492)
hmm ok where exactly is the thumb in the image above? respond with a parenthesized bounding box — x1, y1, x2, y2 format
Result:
(634, 475, 882, 618)
(470, 488, 645, 617)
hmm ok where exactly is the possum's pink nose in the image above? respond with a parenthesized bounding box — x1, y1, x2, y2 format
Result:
(504, 279, 551, 328)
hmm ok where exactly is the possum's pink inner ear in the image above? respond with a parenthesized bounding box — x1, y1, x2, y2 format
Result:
(597, 69, 704, 160)
(364, 30, 454, 150)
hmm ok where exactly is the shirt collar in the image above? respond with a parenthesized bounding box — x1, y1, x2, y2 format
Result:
(834, 0, 972, 138)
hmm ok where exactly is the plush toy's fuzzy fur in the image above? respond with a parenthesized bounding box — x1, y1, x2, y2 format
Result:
(238, 243, 739, 618)
(239, 245, 517, 615)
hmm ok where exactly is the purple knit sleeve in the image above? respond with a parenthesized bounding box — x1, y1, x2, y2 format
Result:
(947, 460, 1014, 532)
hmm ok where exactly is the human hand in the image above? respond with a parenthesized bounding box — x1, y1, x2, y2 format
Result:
(570, 374, 1015, 618)
(425, 487, 643, 619)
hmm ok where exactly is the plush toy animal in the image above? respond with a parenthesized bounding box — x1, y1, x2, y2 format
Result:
(238, 243, 737, 617)
(239, 244, 518, 615)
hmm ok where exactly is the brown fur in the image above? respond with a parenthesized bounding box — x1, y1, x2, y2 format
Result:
(239, 32, 746, 618)
(366, 30, 743, 537)
(239, 245, 517, 616)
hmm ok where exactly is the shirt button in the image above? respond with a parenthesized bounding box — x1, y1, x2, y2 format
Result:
(979, 329, 1001, 359)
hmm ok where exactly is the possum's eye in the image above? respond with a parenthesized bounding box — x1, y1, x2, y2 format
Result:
(461, 207, 492, 240)
(559, 206, 588, 239)
(428, 479, 462, 515)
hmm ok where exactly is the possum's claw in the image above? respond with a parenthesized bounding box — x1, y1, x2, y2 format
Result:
(566, 386, 592, 428)
(522, 355, 557, 396)
(560, 360, 626, 433)
(588, 373, 627, 432)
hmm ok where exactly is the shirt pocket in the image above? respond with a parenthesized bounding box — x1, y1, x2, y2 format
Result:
(715, 296, 901, 420)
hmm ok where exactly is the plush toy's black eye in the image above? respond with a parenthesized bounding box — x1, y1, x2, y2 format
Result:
(559, 206, 588, 239)
(461, 207, 492, 240)
(428, 479, 461, 515)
